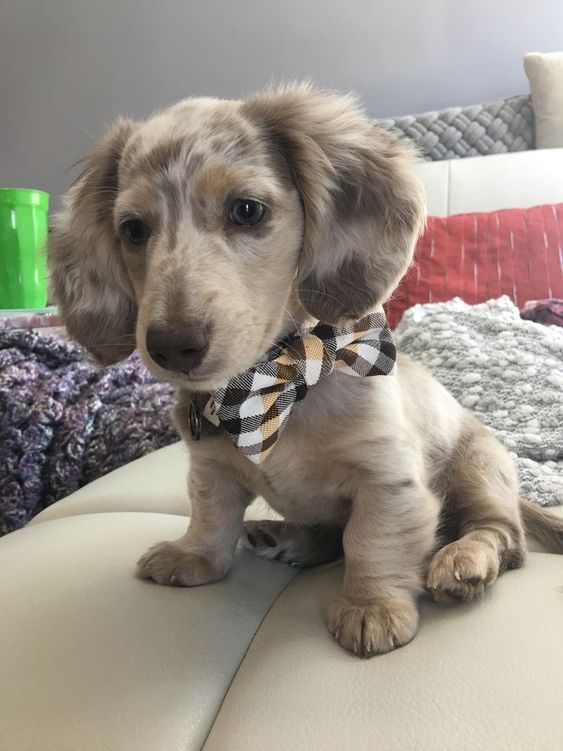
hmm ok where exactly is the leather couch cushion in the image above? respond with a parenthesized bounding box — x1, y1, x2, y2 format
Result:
(416, 148, 563, 217)
(205, 553, 563, 751)
(30, 442, 279, 526)
(2, 511, 561, 750)
(30, 443, 191, 523)
(0, 513, 297, 751)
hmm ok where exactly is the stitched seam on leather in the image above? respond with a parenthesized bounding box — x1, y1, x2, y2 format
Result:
(199, 569, 301, 750)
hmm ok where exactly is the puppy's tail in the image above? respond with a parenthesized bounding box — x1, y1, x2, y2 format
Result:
(520, 499, 563, 554)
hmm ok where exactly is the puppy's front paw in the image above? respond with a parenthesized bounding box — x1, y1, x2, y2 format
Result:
(426, 539, 500, 604)
(136, 542, 226, 587)
(327, 594, 418, 658)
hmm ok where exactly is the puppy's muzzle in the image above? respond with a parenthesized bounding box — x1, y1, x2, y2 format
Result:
(146, 323, 209, 375)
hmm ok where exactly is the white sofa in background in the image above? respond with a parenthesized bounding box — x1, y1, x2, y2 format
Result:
(2, 149, 563, 751)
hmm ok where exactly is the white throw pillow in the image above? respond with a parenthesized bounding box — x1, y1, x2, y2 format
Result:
(524, 51, 563, 148)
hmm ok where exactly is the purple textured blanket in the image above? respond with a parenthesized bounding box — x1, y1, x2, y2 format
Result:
(0, 325, 177, 535)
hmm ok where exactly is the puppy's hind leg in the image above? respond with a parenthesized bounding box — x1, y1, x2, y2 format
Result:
(242, 521, 343, 568)
(427, 421, 526, 604)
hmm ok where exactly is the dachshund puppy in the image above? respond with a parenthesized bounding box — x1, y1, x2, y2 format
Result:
(49, 84, 562, 657)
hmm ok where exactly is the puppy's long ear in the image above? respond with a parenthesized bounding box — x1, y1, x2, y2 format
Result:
(243, 84, 425, 322)
(48, 119, 138, 364)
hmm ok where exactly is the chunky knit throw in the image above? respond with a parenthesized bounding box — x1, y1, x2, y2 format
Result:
(395, 297, 563, 507)
(0, 324, 177, 535)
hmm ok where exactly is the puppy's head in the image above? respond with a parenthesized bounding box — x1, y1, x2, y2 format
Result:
(49, 84, 424, 391)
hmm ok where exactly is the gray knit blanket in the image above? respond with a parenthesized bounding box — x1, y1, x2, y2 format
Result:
(395, 297, 563, 507)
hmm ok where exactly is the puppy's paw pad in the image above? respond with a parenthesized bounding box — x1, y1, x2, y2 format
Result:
(241, 523, 305, 568)
(241, 521, 290, 562)
(327, 595, 418, 658)
(136, 542, 223, 587)
(242, 521, 343, 568)
(426, 540, 499, 603)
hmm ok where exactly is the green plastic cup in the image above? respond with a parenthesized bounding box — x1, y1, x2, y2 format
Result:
(0, 188, 50, 309)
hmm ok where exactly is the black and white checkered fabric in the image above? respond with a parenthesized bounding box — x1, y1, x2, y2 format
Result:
(203, 310, 396, 464)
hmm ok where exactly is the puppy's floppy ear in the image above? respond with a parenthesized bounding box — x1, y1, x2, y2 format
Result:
(48, 119, 138, 364)
(243, 84, 425, 322)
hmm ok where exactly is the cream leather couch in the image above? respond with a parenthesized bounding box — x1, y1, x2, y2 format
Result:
(2, 149, 563, 751)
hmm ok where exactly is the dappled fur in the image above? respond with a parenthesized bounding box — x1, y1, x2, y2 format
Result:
(49, 120, 138, 364)
(49, 84, 561, 658)
(243, 86, 425, 321)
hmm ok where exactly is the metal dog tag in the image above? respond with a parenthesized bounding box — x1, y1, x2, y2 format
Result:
(188, 396, 202, 441)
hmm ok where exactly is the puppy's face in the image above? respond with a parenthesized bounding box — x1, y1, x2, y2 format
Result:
(49, 85, 425, 390)
(113, 100, 304, 390)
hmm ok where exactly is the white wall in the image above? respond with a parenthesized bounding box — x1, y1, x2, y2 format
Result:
(2, 0, 563, 209)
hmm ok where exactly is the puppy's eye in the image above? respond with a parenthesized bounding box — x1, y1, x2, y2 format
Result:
(121, 218, 151, 246)
(229, 199, 265, 227)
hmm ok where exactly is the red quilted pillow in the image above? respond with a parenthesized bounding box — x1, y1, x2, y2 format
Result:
(385, 203, 563, 328)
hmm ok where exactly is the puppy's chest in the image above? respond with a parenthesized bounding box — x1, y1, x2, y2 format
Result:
(243, 381, 370, 523)
(252, 439, 353, 524)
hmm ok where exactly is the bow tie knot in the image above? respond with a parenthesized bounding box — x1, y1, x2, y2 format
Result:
(203, 310, 396, 464)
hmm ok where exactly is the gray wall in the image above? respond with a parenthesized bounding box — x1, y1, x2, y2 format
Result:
(2, 0, 563, 209)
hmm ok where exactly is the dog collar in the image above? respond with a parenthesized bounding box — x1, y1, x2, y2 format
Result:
(190, 309, 396, 464)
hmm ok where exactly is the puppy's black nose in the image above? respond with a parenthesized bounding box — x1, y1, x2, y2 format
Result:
(146, 324, 209, 375)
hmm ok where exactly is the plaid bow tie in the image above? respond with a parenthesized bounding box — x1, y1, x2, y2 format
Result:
(200, 310, 396, 464)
